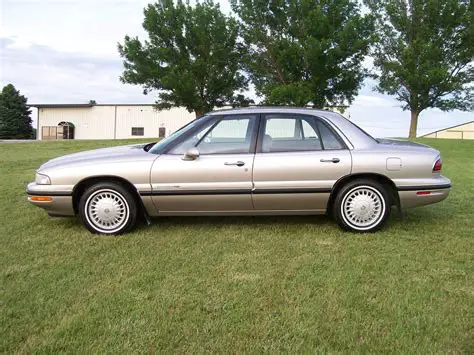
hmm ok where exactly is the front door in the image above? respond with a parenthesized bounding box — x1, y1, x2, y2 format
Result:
(252, 113, 352, 212)
(150, 114, 258, 214)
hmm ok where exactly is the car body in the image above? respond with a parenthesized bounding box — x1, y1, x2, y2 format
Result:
(27, 107, 451, 234)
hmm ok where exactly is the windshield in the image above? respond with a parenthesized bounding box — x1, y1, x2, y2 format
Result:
(148, 116, 208, 154)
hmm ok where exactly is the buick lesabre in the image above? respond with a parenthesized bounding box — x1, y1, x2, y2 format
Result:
(27, 107, 451, 234)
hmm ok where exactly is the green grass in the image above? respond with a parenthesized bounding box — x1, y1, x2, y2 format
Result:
(1, 138, 473, 353)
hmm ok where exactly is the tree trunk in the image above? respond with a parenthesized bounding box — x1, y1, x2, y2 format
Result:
(409, 110, 419, 139)
(194, 109, 205, 119)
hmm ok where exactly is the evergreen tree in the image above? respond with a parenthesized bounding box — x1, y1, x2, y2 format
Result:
(0, 84, 33, 139)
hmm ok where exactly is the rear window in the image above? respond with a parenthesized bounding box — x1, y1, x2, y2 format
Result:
(342, 119, 378, 143)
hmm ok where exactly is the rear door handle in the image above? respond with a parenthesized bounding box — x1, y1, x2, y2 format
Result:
(225, 161, 245, 167)
(320, 158, 340, 163)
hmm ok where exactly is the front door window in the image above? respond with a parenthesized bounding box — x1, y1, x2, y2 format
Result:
(170, 115, 257, 155)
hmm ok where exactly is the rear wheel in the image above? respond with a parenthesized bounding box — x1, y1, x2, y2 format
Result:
(79, 182, 137, 235)
(333, 179, 391, 232)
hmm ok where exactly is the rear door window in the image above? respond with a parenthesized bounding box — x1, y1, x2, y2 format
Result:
(261, 114, 344, 152)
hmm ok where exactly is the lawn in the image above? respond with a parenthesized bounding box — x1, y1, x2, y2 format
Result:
(0, 138, 473, 353)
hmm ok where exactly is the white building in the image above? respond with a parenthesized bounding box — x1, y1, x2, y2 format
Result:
(422, 120, 474, 140)
(31, 103, 349, 141)
(32, 104, 196, 140)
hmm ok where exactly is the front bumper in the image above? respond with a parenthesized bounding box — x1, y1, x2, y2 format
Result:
(26, 182, 75, 216)
(397, 176, 452, 209)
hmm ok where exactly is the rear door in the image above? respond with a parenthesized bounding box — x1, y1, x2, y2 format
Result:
(252, 113, 352, 212)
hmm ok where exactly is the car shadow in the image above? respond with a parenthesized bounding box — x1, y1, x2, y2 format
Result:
(59, 207, 434, 235)
(148, 214, 333, 227)
(57, 214, 336, 236)
(139, 207, 422, 232)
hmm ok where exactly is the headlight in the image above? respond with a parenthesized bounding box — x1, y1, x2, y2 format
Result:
(35, 173, 51, 185)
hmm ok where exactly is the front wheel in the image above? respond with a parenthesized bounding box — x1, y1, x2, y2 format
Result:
(333, 179, 391, 232)
(79, 182, 137, 235)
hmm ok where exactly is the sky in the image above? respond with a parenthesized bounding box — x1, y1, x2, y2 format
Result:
(1, 0, 472, 138)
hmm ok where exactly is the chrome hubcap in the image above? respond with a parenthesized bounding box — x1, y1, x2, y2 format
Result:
(341, 186, 385, 230)
(85, 189, 129, 233)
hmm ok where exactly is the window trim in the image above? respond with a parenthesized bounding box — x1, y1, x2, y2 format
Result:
(256, 113, 348, 153)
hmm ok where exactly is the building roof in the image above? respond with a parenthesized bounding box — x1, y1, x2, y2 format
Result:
(421, 120, 474, 137)
(29, 103, 349, 109)
(29, 104, 94, 108)
(29, 103, 164, 108)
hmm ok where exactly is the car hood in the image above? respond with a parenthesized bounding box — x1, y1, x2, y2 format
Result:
(39, 143, 154, 171)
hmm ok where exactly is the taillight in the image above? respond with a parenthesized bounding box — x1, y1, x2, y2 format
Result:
(433, 158, 442, 172)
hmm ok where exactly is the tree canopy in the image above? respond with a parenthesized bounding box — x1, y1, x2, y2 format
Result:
(365, 0, 474, 138)
(230, 0, 374, 107)
(0, 84, 33, 139)
(118, 0, 251, 118)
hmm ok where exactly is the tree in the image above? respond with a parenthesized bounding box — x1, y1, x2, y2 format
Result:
(365, 0, 473, 138)
(230, 0, 374, 107)
(0, 84, 33, 139)
(118, 0, 251, 118)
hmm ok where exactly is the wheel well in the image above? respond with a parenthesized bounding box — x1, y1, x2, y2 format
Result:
(327, 173, 400, 214)
(72, 176, 142, 214)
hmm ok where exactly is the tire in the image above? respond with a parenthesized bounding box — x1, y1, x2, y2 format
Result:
(333, 179, 391, 232)
(79, 182, 138, 235)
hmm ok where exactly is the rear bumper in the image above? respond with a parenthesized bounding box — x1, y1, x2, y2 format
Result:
(26, 182, 75, 216)
(397, 177, 451, 209)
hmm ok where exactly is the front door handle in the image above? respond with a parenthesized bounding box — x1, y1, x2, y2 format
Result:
(320, 158, 340, 163)
(225, 161, 245, 167)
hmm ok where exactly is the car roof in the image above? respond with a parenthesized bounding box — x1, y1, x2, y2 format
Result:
(207, 106, 331, 116)
(207, 106, 377, 150)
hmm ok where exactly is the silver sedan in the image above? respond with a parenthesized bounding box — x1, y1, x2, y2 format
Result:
(27, 107, 451, 234)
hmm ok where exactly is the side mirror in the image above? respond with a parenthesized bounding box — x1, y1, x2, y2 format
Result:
(183, 147, 200, 161)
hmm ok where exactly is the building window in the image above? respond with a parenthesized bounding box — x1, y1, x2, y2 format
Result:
(42, 126, 55, 140)
(58, 121, 75, 139)
(41, 122, 75, 140)
(131, 127, 144, 136)
(159, 127, 166, 138)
